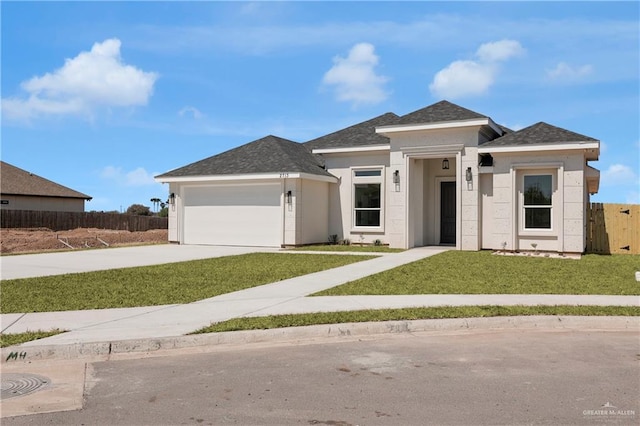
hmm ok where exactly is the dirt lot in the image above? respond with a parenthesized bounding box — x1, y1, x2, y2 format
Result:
(0, 228, 168, 254)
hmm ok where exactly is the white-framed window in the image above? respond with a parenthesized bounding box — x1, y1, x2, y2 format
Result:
(352, 168, 384, 230)
(523, 174, 553, 230)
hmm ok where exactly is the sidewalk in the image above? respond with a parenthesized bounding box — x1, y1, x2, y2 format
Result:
(3, 245, 639, 350)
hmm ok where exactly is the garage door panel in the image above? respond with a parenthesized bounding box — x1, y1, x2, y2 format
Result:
(182, 184, 281, 247)
(185, 186, 280, 207)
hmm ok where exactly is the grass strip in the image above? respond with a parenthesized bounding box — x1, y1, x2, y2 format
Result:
(292, 245, 404, 253)
(316, 251, 640, 296)
(0, 329, 64, 348)
(193, 305, 640, 334)
(0, 253, 375, 313)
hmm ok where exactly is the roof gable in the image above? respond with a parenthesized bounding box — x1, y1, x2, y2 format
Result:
(157, 135, 332, 178)
(0, 161, 91, 200)
(397, 100, 487, 125)
(304, 112, 400, 150)
(482, 122, 598, 147)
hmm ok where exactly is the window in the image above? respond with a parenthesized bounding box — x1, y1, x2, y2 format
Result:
(523, 175, 552, 229)
(353, 168, 383, 229)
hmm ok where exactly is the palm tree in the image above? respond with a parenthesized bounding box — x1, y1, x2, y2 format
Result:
(150, 197, 161, 213)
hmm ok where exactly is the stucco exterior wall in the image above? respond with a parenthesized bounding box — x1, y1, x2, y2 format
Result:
(389, 127, 481, 148)
(324, 152, 390, 245)
(283, 179, 299, 246)
(483, 151, 587, 253)
(299, 179, 329, 245)
(0, 195, 86, 212)
(284, 178, 330, 246)
(460, 146, 481, 250)
(168, 183, 180, 242)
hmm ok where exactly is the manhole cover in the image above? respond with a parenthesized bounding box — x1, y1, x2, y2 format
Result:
(1, 373, 51, 400)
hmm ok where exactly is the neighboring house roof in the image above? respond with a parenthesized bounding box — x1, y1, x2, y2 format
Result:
(0, 161, 92, 200)
(304, 112, 400, 150)
(157, 135, 333, 178)
(396, 100, 487, 125)
(482, 122, 598, 147)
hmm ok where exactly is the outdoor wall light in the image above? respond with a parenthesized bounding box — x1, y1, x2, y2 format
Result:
(465, 167, 473, 182)
(442, 158, 450, 170)
(393, 170, 400, 184)
(286, 190, 292, 205)
(168, 193, 176, 204)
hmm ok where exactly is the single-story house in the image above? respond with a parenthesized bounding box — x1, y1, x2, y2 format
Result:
(155, 100, 600, 253)
(0, 161, 92, 212)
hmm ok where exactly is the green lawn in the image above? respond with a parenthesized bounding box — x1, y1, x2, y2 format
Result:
(0, 253, 375, 313)
(194, 305, 640, 334)
(316, 251, 640, 296)
(0, 330, 64, 348)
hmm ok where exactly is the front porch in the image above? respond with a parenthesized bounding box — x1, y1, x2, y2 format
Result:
(387, 148, 482, 251)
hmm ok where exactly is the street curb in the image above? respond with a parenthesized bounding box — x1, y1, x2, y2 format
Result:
(3, 316, 638, 363)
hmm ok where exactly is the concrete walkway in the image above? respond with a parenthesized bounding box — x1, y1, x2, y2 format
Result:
(2, 245, 638, 348)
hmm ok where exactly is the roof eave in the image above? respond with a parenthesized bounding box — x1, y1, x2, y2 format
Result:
(479, 141, 600, 156)
(0, 192, 92, 200)
(155, 172, 338, 184)
(586, 165, 600, 195)
(376, 118, 498, 136)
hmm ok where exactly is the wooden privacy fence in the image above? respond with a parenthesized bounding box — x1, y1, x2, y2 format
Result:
(586, 203, 640, 254)
(0, 210, 168, 232)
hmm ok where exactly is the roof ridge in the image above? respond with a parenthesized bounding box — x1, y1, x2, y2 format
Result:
(481, 120, 598, 147)
(397, 100, 487, 125)
(304, 112, 399, 145)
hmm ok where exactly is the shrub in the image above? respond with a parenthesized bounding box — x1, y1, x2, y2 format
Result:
(126, 204, 152, 216)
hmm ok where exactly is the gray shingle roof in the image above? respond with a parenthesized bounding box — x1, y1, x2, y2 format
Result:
(481, 122, 598, 147)
(304, 112, 400, 150)
(0, 161, 92, 199)
(157, 135, 333, 178)
(396, 100, 487, 125)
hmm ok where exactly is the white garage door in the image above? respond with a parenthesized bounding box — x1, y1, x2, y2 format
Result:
(183, 184, 282, 247)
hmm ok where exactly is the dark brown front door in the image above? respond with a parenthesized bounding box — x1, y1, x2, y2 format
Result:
(440, 181, 456, 244)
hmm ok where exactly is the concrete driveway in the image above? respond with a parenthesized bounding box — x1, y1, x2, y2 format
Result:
(0, 244, 279, 280)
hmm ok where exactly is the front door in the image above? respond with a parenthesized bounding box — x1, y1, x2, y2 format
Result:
(440, 181, 456, 244)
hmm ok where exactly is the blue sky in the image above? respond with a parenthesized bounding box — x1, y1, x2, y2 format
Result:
(2, 1, 638, 212)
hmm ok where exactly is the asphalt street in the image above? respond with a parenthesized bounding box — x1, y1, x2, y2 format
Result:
(4, 328, 639, 425)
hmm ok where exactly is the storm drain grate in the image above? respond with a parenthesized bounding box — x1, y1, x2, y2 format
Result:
(1, 373, 51, 400)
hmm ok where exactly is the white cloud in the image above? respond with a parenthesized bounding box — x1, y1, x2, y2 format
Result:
(178, 106, 204, 119)
(101, 166, 159, 187)
(601, 164, 637, 186)
(547, 62, 593, 80)
(476, 40, 525, 62)
(2, 39, 158, 121)
(429, 60, 495, 99)
(429, 39, 524, 99)
(322, 43, 389, 107)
